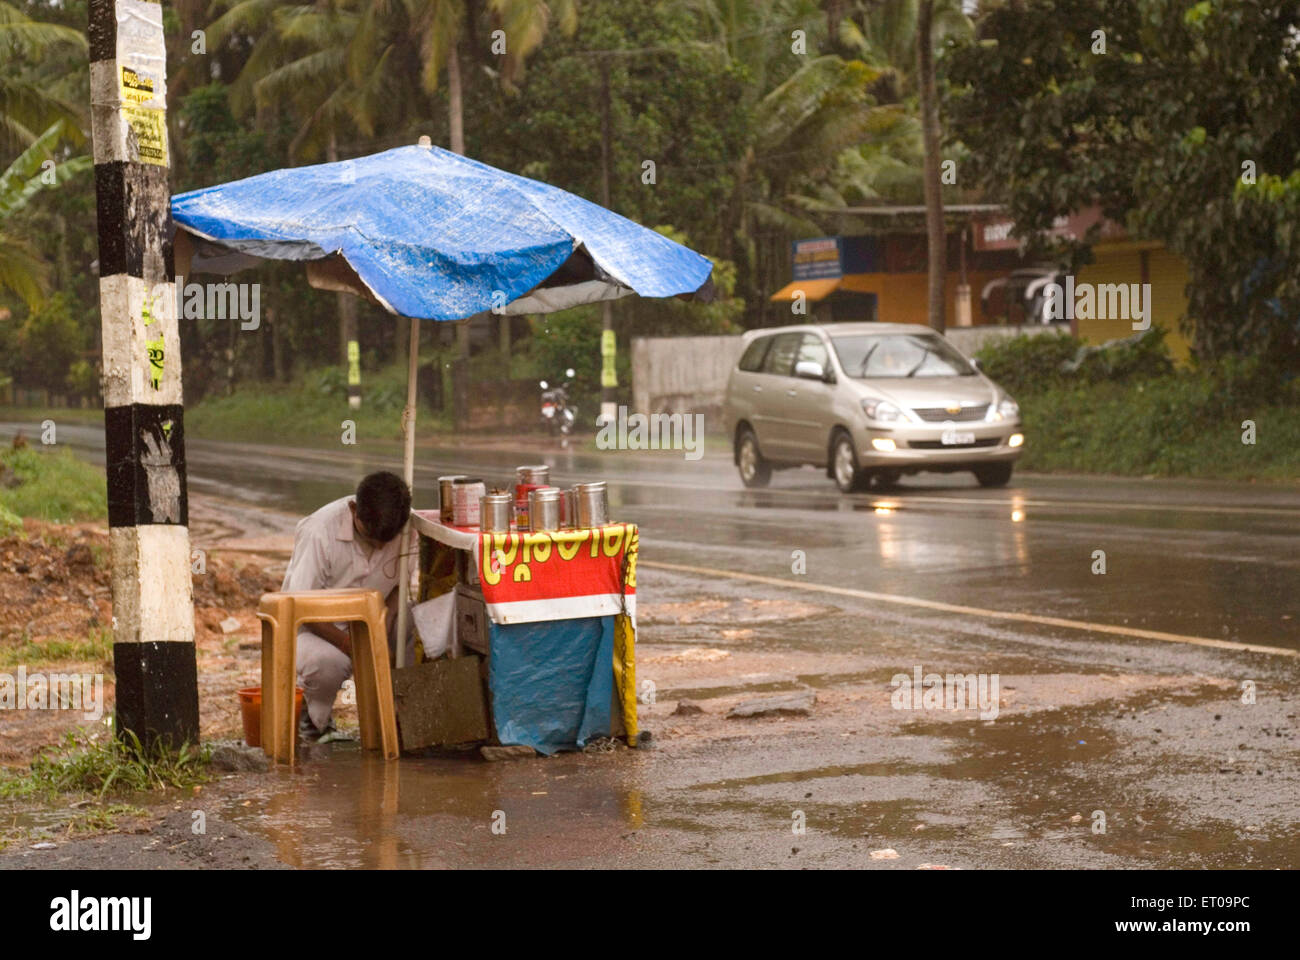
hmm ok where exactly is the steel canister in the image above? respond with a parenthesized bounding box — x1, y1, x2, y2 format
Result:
(479, 493, 513, 532)
(451, 477, 486, 527)
(439, 474, 468, 521)
(528, 486, 563, 532)
(515, 465, 550, 485)
(573, 480, 609, 528)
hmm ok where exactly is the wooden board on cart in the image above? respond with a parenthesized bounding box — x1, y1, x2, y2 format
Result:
(392, 654, 490, 751)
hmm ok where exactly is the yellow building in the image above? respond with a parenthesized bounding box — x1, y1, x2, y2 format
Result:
(1074, 242, 1192, 362)
(767, 217, 1195, 364)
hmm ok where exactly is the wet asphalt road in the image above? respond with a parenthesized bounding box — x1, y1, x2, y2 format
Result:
(15, 420, 1297, 652)
(4, 420, 1298, 869)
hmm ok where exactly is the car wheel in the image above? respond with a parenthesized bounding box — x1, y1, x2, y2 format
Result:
(831, 431, 869, 493)
(973, 462, 1014, 487)
(736, 428, 772, 488)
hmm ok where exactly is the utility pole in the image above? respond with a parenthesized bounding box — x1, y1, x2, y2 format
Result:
(89, 0, 198, 748)
(917, 0, 947, 334)
(598, 55, 616, 426)
(449, 75, 471, 431)
(326, 134, 361, 409)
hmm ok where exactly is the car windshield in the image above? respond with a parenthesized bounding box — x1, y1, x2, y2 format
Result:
(831, 333, 976, 379)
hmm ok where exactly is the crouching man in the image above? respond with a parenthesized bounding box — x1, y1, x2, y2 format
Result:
(281, 471, 414, 741)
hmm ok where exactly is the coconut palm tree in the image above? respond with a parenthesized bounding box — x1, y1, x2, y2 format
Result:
(0, 1, 87, 152)
(0, 121, 92, 306)
(834, 0, 972, 332)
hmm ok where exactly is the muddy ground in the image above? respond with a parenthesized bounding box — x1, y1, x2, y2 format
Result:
(2, 493, 1297, 869)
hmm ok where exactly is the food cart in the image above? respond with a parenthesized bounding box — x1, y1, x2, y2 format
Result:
(408, 503, 638, 755)
(170, 140, 712, 757)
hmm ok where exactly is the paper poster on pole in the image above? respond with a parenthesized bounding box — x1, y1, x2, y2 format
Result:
(115, 0, 168, 166)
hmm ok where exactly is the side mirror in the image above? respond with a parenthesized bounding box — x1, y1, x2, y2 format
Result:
(969, 358, 982, 372)
(565, 367, 575, 378)
(794, 360, 826, 381)
(539, 380, 549, 389)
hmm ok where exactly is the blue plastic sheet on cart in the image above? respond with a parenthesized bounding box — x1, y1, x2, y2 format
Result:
(487, 615, 614, 756)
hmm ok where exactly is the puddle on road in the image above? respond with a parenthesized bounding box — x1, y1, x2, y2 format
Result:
(217, 747, 651, 869)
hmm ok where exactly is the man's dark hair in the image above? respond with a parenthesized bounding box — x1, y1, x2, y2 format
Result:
(355, 471, 411, 543)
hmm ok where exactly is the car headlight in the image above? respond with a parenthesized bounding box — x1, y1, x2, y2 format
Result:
(988, 396, 1020, 421)
(862, 398, 904, 422)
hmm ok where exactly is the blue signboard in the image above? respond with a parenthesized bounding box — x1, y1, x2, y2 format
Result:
(791, 236, 880, 281)
(792, 237, 842, 280)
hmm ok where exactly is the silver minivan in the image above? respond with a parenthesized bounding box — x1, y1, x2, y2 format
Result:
(724, 323, 1024, 491)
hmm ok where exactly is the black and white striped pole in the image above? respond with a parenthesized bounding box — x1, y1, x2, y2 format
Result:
(89, 0, 199, 748)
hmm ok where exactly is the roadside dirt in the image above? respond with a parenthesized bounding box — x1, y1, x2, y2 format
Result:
(0, 514, 346, 767)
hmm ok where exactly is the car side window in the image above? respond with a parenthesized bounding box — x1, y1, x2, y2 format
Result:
(761, 333, 803, 377)
(796, 334, 830, 372)
(737, 336, 771, 372)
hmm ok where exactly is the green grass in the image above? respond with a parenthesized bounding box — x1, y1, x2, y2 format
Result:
(0, 446, 107, 525)
(1018, 377, 1300, 482)
(186, 362, 454, 446)
(0, 628, 114, 670)
(0, 728, 211, 803)
(0, 406, 103, 427)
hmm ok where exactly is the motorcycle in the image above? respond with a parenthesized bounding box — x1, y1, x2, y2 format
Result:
(539, 368, 577, 436)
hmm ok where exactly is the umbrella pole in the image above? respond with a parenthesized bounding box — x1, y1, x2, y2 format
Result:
(395, 316, 420, 668)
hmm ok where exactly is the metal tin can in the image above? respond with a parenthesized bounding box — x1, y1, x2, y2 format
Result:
(479, 493, 513, 532)
(515, 465, 550, 486)
(528, 486, 563, 532)
(574, 480, 609, 528)
(451, 478, 486, 527)
(439, 474, 468, 521)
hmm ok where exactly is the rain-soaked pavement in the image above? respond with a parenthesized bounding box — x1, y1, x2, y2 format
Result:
(2, 421, 1297, 868)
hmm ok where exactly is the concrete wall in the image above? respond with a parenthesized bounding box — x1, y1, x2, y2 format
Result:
(944, 323, 1068, 357)
(630, 335, 747, 426)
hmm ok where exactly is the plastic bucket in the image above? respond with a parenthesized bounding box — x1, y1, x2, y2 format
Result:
(238, 686, 304, 748)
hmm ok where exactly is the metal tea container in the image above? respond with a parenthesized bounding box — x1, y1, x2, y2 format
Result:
(480, 493, 513, 532)
(574, 480, 609, 528)
(528, 486, 563, 532)
(515, 465, 550, 485)
(451, 477, 486, 526)
(438, 474, 468, 521)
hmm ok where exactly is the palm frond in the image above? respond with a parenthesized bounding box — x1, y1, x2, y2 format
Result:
(0, 230, 48, 308)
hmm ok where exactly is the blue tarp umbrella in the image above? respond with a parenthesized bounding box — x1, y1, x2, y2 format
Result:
(172, 142, 713, 319)
(171, 140, 714, 664)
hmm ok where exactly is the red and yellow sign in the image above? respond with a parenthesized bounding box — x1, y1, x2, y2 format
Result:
(478, 523, 636, 623)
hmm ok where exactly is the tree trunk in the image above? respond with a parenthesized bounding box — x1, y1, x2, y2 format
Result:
(271, 306, 287, 381)
(394, 316, 405, 367)
(340, 292, 360, 408)
(448, 42, 465, 155)
(917, 0, 946, 334)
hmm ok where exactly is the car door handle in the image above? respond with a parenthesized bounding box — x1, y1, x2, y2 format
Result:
(786, 389, 797, 397)
(752, 385, 763, 392)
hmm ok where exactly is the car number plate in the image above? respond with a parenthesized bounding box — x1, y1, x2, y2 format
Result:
(941, 429, 976, 445)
